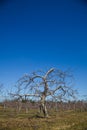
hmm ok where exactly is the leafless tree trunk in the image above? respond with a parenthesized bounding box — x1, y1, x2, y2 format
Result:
(40, 94, 48, 117)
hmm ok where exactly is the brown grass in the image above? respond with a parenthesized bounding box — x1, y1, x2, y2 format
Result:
(0, 107, 87, 130)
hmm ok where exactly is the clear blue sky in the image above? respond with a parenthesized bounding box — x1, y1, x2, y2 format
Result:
(0, 0, 87, 99)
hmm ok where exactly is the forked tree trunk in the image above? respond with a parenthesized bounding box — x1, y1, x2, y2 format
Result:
(40, 95, 48, 117)
(41, 103, 48, 117)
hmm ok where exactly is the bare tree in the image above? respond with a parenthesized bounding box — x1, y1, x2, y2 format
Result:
(11, 68, 76, 117)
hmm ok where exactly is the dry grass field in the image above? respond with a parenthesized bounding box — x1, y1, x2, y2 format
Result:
(0, 106, 87, 130)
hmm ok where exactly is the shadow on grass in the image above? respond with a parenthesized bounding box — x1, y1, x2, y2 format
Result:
(28, 114, 44, 119)
(0, 128, 11, 130)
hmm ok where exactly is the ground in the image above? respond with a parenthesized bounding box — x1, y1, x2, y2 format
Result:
(0, 107, 87, 130)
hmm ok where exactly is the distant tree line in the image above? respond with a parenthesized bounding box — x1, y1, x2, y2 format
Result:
(0, 99, 87, 113)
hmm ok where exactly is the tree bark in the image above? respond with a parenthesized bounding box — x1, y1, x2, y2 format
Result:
(40, 95, 48, 117)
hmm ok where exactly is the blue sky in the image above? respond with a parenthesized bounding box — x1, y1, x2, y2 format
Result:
(0, 0, 87, 99)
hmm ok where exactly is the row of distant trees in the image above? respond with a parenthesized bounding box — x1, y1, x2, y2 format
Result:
(1, 99, 87, 113)
(0, 68, 86, 117)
